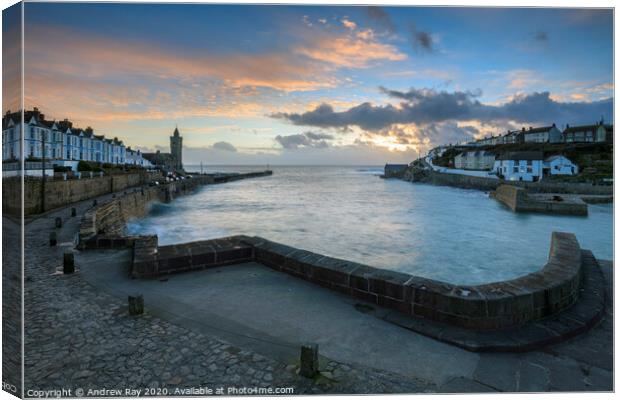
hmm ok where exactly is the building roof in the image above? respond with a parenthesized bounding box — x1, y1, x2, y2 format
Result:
(498, 151, 543, 161)
(564, 123, 612, 134)
(524, 125, 556, 134)
(544, 155, 572, 162)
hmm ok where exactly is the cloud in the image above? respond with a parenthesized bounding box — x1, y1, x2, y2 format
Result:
(212, 141, 237, 152)
(295, 31, 406, 68)
(533, 31, 548, 42)
(410, 24, 434, 52)
(274, 131, 334, 149)
(341, 17, 357, 30)
(364, 6, 396, 34)
(273, 87, 613, 130)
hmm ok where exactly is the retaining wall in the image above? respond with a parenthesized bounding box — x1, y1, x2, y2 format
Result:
(3, 172, 154, 216)
(409, 169, 613, 195)
(128, 231, 583, 331)
(491, 185, 588, 215)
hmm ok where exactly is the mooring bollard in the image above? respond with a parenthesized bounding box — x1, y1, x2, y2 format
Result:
(93, 199, 98, 206)
(49, 231, 57, 246)
(54, 217, 62, 228)
(128, 295, 144, 315)
(63, 252, 75, 274)
(70, 207, 76, 217)
(299, 343, 319, 378)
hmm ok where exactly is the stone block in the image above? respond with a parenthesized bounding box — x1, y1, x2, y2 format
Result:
(377, 295, 411, 314)
(351, 288, 378, 304)
(217, 246, 252, 263)
(190, 247, 216, 267)
(349, 266, 374, 291)
(299, 343, 319, 378)
(309, 258, 358, 286)
(367, 270, 412, 300)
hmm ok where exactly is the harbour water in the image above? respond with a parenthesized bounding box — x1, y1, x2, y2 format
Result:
(127, 166, 613, 285)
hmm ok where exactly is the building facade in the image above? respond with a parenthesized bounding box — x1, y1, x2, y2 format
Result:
(493, 151, 544, 182)
(454, 150, 496, 170)
(522, 124, 563, 143)
(2, 108, 152, 169)
(563, 121, 612, 143)
(543, 155, 579, 176)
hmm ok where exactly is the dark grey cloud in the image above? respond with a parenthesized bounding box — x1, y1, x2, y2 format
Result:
(274, 131, 333, 149)
(272, 87, 613, 131)
(410, 24, 434, 52)
(534, 31, 548, 41)
(212, 141, 237, 152)
(304, 131, 334, 141)
(364, 6, 396, 33)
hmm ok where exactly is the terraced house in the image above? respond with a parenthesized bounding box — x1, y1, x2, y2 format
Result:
(2, 108, 153, 169)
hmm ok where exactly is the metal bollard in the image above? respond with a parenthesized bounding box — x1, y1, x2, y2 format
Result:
(63, 252, 75, 274)
(299, 343, 319, 378)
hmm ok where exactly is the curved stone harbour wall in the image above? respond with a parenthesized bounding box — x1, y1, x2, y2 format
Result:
(127, 231, 583, 331)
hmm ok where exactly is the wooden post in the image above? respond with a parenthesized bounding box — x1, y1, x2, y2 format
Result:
(128, 295, 144, 315)
(299, 343, 319, 378)
(63, 252, 75, 274)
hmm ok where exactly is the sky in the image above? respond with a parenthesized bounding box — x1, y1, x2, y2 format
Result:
(3, 3, 614, 165)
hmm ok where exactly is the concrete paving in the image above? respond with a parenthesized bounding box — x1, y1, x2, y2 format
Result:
(78, 250, 480, 386)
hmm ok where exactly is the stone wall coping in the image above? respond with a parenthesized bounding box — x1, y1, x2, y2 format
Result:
(127, 231, 582, 330)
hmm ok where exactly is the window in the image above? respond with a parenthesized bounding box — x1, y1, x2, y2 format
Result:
(513, 166, 518, 173)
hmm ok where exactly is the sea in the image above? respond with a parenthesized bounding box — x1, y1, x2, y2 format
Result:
(127, 165, 613, 285)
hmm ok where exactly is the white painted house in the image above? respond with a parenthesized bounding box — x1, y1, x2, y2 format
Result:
(494, 151, 544, 182)
(2, 109, 150, 170)
(543, 155, 579, 176)
(454, 150, 496, 170)
(522, 124, 563, 143)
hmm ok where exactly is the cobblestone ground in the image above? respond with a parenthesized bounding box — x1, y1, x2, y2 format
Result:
(2, 215, 23, 396)
(21, 194, 434, 396)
